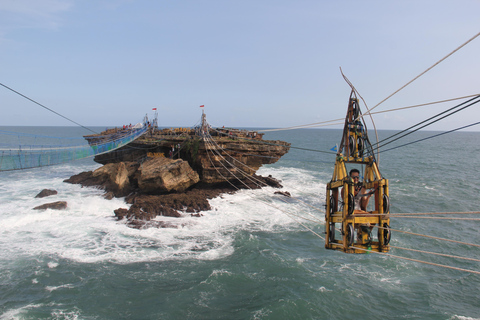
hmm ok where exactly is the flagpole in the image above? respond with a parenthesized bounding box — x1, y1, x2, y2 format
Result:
(152, 108, 158, 128)
(200, 105, 206, 135)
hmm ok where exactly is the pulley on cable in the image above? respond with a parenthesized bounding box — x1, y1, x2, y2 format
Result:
(325, 89, 391, 253)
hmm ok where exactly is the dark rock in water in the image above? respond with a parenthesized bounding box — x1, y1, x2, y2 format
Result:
(264, 175, 283, 188)
(104, 192, 115, 200)
(114, 208, 129, 220)
(67, 165, 284, 228)
(191, 213, 203, 217)
(33, 201, 67, 210)
(64, 162, 139, 197)
(274, 191, 291, 197)
(35, 189, 58, 198)
(127, 220, 180, 229)
(64, 171, 96, 185)
(116, 175, 282, 225)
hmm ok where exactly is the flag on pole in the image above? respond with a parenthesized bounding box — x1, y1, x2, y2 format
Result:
(152, 108, 157, 110)
(199, 105, 204, 108)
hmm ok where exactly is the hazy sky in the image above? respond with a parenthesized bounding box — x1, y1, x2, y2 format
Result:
(1, 0, 479, 131)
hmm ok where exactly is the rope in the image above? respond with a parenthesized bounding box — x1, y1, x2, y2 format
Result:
(205, 144, 326, 233)
(389, 211, 480, 215)
(205, 127, 330, 218)
(349, 246, 480, 275)
(205, 134, 267, 189)
(257, 94, 480, 132)
(259, 119, 345, 132)
(0, 82, 98, 134)
(205, 134, 269, 187)
(389, 245, 480, 263)
(204, 130, 328, 221)
(377, 225, 480, 248)
(219, 99, 480, 159)
(201, 127, 327, 233)
(392, 216, 480, 221)
(379, 120, 480, 154)
(371, 94, 480, 115)
(388, 211, 480, 220)
(376, 95, 480, 150)
(363, 31, 480, 116)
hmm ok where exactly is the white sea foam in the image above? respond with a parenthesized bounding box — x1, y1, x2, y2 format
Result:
(0, 303, 44, 320)
(45, 283, 75, 292)
(1, 301, 83, 320)
(317, 286, 330, 292)
(0, 165, 325, 265)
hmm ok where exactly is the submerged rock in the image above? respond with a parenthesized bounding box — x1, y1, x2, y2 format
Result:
(35, 189, 58, 198)
(274, 191, 291, 197)
(33, 201, 67, 210)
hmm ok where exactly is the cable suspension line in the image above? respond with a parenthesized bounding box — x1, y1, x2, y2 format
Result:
(371, 94, 480, 116)
(204, 139, 326, 228)
(375, 95, 480, 149)
(204, 137, 259, 189)
(363, 30, 480, 116)
(379, 120, 480, 154)
(202, 128, 326, 226)
(390, 246, 480, 263)
(209, 95, 478, 155)
(258, 94, 480, 133)
(377, 225, 480, 248)
(389, 211, 480, 216)
(350, 246, 480, 275)
(205, 134, 271, 186)
(259, 119, 345, 132)
(0, 82, 98, 134)
(391, 217, 480, 221)
(203, 124, 329, 214)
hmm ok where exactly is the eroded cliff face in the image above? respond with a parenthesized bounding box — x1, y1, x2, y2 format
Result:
(191, 138, 290, 184)
(92, 131, 290, 185)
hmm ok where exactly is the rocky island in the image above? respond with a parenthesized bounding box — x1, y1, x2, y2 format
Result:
(65, 118, 290, 228)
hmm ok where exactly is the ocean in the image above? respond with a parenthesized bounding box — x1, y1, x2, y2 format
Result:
(0, 126, 479, 319)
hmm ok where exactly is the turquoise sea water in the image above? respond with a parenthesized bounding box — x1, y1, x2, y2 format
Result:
(0, 127, 479, 319)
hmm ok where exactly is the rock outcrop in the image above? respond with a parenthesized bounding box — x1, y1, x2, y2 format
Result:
(91, 131, 290, 185)
(35, 189, 58, 198)
(71, 127, 290, 228)
(33, 201, 67, 210)
(93, 162, 131, 194)
(138, 157, 199, 193)
(64, 161, 139, 197)
(65, 157, 200, 198)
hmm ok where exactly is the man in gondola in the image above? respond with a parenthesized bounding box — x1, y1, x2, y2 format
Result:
(349, 169, 372, 211)
(340, 169, 372, 211)
(344, 169, 375, 243)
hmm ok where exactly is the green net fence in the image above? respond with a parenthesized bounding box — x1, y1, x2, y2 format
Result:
(0, 126, 148, 171)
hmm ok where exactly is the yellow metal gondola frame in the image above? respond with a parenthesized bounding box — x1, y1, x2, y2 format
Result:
(325, 91, 391, 253)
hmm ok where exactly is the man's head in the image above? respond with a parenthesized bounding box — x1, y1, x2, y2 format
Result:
(349, 169, 360, 181)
